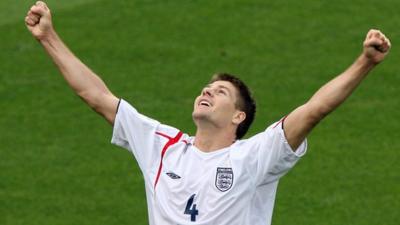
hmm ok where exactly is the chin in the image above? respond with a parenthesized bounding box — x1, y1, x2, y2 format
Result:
(192, 110, 210, 121)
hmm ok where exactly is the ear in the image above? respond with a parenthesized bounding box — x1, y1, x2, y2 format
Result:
(232, 111, 246, 125)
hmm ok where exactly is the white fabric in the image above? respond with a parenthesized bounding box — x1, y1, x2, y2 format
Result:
(111, 99, 307, 225)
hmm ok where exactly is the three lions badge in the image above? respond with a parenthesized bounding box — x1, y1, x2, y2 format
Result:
(215, 167, 234, 192)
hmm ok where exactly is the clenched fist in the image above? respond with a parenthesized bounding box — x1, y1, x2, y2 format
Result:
(25, 1, 53, 40)
(363, 29, 391, 64)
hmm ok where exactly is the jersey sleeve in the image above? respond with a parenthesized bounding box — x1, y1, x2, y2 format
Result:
(111, 99, 167, 175)
(243, 118, 307, 186)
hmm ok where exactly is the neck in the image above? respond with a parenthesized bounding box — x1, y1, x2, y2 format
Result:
(194, 125, 236, 153)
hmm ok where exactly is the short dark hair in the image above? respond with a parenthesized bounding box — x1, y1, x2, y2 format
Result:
(209, 73, 256, 139)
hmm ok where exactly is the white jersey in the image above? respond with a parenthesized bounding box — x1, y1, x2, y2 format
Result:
(111, 99, 307, 225)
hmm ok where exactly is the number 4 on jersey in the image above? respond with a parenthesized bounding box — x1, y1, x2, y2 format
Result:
(184, 194, 199, 222)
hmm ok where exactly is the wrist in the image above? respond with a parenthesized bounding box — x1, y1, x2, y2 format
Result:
(357, 53, 378, 69)
(39, 28, 58, 45)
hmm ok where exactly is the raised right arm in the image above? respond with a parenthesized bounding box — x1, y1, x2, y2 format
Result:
(25, 1, 119, 124)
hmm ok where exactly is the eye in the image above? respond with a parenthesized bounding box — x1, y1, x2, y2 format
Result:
(218, 89, 227, 95)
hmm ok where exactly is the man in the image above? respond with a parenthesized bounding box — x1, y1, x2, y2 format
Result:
(25, 1, 391, 225)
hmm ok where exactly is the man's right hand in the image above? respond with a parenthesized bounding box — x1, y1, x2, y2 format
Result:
(25, 1, 119, 125)
(25, 1, 53, 41)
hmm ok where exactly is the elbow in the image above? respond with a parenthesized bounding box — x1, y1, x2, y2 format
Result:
(305, 101, 333, 125)
(77, 90, 107, 110)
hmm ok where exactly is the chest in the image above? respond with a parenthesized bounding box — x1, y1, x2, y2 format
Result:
(156, 145, 254, 204)
(151, 145, 257, 223)
(159, 146, 233, 190)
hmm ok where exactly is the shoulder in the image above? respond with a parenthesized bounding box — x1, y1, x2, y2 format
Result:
(113, 98, 189, 145)
(234, 120, 283, 147)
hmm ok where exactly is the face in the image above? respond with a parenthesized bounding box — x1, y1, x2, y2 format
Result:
(192, 80, 245, 128)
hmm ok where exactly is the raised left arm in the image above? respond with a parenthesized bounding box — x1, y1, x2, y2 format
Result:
(284, 29, 391, 150)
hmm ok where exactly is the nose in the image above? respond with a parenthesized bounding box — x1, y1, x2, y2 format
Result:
(202, 87, 213, 97)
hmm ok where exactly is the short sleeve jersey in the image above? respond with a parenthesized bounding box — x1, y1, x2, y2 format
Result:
(111, 99, 307, 225)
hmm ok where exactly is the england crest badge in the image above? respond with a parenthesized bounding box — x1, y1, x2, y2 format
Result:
(215, 167, 234, 192)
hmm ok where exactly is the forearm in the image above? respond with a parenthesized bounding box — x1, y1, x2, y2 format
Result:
(306, 54, 376, 119)
(284, 54, 377, 149)
(26, 1, 119, 124)
(276, 29, 390, 150)
(40, 30, 111, 101)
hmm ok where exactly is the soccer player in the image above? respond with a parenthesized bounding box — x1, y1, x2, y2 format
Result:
(25, 1, 391, 225)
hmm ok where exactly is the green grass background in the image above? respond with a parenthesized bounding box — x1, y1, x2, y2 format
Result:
(1, 0, 399, 224)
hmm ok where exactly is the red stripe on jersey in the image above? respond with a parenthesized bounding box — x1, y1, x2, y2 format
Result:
(154, 131, 183, 189)
(155, 131, 173, 139)
(273, 116, 287, 129)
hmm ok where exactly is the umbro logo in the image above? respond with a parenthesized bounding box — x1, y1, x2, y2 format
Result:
(166, 172, 181, 179)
